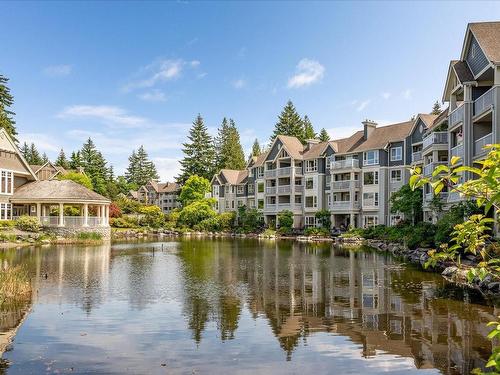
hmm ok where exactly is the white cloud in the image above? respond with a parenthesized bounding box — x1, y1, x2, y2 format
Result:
(18, 133, 60, 152)
(123, 58, 200, 92)
(287, 58, 325, 88)
(151, 157, 181, 181)
(381, 92, 391, 99)
(43, 64, 72, 77)
(138, 90, 167, 102)
(356, 99, 371, 112)
(402, 89, 413, 100)
(232, 78, 246, 89)
(57, 105, 147, 128)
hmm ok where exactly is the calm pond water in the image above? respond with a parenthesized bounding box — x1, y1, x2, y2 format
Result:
(0, 238, 498, 375)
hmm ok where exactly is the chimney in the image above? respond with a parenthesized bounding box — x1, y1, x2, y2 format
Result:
(305, 138, 320, 151)
(362, 119, 377, 139)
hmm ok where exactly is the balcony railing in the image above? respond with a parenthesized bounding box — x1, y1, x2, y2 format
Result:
(423, 161, 447, 176)
(331, 180, 360, 190)
(422, 132, 448, 150)
(294, 185, 303, 192)
(331, 159, 359, 170)
(474, 87, 495, 117)
(474, 133, 493, 156)
(447, 191, 462, 203)
(265, 203, 276, 210)
(424, 192, 448, 202)
(277, 185, 291, 194)
(277, 203, 292, 210)
(449, 104, 464, 127)
(294, 167, 302, 175)
(39, 216, 105, 227)
(450, 143, 464, 160)
(277, 167, 291, 176)
(330, 201, 360, 210)
(412, 151, 422, 163)
(264, 169, 277, 178)
(265, 187, 276, 194)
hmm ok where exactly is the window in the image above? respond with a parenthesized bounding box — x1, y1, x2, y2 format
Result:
(363, 171, 378, 185)
(305, 159, 317, 173)
(258, 199, 264, 209)
(295, 178, 302, 186)
(0, 203, 11, 220)
(325, 176, 331, 188)
(237, 185, 244, 194)
(294, 195, 302, 204)
(390, 146, 402, 161)
(225, 200, 230, 209)
(225, 185, 230, 194)
(249, 200, 255, 208)
(326, 155, 334, 168)
(257, 182, 264, 193)
(237, 200, 244, 207)
(231, 200, 235, 209)
(305, 196, 317, 208)
(391, 170, 402, 182)
(305, 216, 317, 228)
(212, 185, 219, 196)
(231, 186, 235, 194)
(363, 151, 379, 166)
(363, 215, 378, 228)
(327, 194, 332, 207)
(305, 178, 314, 189)
(0, 170, 13, 194)
(248, 184, 254, 194)
(363, 192, 379, 207)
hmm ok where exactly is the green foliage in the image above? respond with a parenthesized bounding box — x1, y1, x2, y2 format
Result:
(277, 210, 294, 234)
(430, 100, 442, 115)
(178, 114, 216, 184)
(238, 205, 263, 233)
(356, 223, 436, 249)
(138, 205, 165, 228)
(179, 175, 211, 206)
(318, 128, 330, 142)
(77, 138, 113, 197)
(21, 142, 44, 164)
(194, 212, 236, 232)
(55, 148, 70, 169)
(315, 209, 331, 229)
(261, 228, 276, 238)
(115, 196, 143, 214)
(251, 138, 261, 157)
(304, 227, 330, 237)
(125, 145, 159, 187)
(178, 199, 217, 228)
(58, 171, 93, 190)
(270, 100, 305, 144)
(110, 215, 139, 228)
(75, 232, 102, 241)
(390, 184, 423, 224)
(302, 115, 316, 140)
(0, 220, 15, 229)
(15, 216, 41, 232)
(215, 118, 246, 171)
(0, 74, 18, 143)
(472, 316, 500, 375)
(64, 206, 80, 216)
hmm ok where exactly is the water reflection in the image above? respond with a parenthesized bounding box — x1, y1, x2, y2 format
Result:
(0, 239, 497, 374)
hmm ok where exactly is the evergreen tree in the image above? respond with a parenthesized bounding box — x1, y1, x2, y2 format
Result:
(318, 128, 330, 142)
(29, 143, 44, 164)
(177, 114, 216, 184)
(251, 138, 261, 157)
(79, 138, 109, 196)
(431, 100, 441, 115)
(270, 100, 305, 144)
(55, 149, 70, 169)
(41, 152, 49, 164)
(125, 146, 159, 187)
(214, 117, 230, 172)
(20, 142, 30, 161)
(303, 115, 316, 140)
(69, 151, 81, 169)
(215, 118, 245, 171)
(0, 75, 17, 143)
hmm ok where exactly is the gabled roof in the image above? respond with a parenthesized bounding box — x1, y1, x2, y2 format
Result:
(468, 22, 500, 65)
(418, 114, 439, 129)
(275, 135, 304, 160)
(157, 182, 178, 193)
(11, 180, 110, 203)
(345, 121, 413, 153)
(453, 61, 474, 83)
(218, 169, 248, 185)
(249, 151, 269, 168)
(0, 128, 37, 180)
(329, 131, 364, 154)
(301, 141, 329, 159)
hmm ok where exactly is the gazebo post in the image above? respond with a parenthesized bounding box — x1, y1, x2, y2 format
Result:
(36, 203, 41, 220)
(83, 204, 89, 227)
(58, 203, 64, 227)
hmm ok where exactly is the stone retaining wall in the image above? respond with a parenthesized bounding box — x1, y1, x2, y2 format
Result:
(43, 226, 111, 240)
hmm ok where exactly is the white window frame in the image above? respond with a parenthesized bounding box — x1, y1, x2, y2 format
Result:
(304, 216, 318, 228)
(390, 146, 402, 161)
(363, 151, 379, 166)
(0, 203, 12, 220)
(237, 185, 244, 194)
(248, 184, 254, 194)
(257, 167, 264, 179)
(0, 169, 14, 195)
(391, 169, 402, 182)
(363, 192, 379, 207)
(363, 215, 379, 228)
(305, 177, 314, 190)
(305, 195, 317, 208)
(363, 171, 379, 185)
(305, 159, 318, 173)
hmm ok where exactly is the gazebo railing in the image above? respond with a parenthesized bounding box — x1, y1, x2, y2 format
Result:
(38, 216, 105, 227)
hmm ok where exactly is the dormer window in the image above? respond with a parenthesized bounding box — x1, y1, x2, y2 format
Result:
(390, 147, 402, 161)
(305, 159, 317, 173)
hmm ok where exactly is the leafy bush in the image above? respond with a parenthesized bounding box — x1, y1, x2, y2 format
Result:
(277, 210, 294, 234)
(304, 227, 330, 237)
(194, 212, 236, 232)
(178, 199, 217, 228)
(15, 216, 41, 232)
(315, 209, 331, 229)
(434, 202, 481, 245)
(340, 227, 365, 238)
(0, 220, 15, 229)
(115, 196, 143, 214)
(238, 206, 263, 233)
(64, 206, 80, 216)
(109, 202, 122, 218)
(262, 228, 276, 238)
(76, 232, 102, 241)
(58, 171, 93, 190)
(110, 215, 139, 228)
(178, 175, 210, 207)
(138, 205, 165, 228)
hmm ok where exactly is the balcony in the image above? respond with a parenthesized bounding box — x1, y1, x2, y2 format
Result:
(450, 143, 464, 160)
(422, 132, 448, 150)
(424, 192, 448, 202)
(423, 161, 447, 176)
(474, 87, 495, 118)
(294, 167, 302, 175)
(330, 201, 360, 210)
(277, 185, 291, 194)
(447, 191, 462, 203)
(449, 104, 464, 128)
(39, 216, 105, 227)
(331, 180, 360, 190)
(265, 203, 276, 210)
(294, 185, 303, 193)
(277, 167, 291, 177)
(264, 169, 277, 178)
(265, 186, 276, 194)
(412, 151, 422, 163)
(474, 133, 493, 156)
(331, 159, 359, 170)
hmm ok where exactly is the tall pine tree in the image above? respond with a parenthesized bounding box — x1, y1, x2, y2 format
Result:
(251, 138, 261, 157)
(270, 100, 304, 144)
(41, 153, 49, 164)
(177, 114, 216, 184)
(214, 117, 230, 172)
(125, 145, 159, 187)
(20, 142, 30, 161)
(303, 115, 316, 140)
(28, 143, 44, 164)
(431, 100, 441, 115)
(215, 118, 245, 171)
(318, 128, 330, 142)
(79, 138, 109, 196)
(69, 151, 81, 169)
(0, 75, 17, 143)
(55, 149, 70, 169)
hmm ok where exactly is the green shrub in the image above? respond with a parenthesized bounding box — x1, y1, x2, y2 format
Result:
(115, 196, 144, 214)
(15, 216, 41, 232)
(0, 220, 15, 229)
(110, 215, 138, 228)
(76, 232, 102, 241)
(277, 210, 294, 234)
(340, 227, 365, 238)
(304, 227, 330, 237)
(238, 206, 263, 233)
(315, 209, 331, 229)
(138, 205, 165, 228)
(178, 199, 217, 228)
(262, 228, 276, 237)
(58, 171, 93, 190)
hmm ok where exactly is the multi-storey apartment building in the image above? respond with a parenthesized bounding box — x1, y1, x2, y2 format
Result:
(134, 180, 180, 214)
(211, 169, 249, 213)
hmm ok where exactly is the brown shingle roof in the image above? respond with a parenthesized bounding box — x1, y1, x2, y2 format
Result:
(252, 151, 268, 167)
(11, 180, 110, 203)
(469, 22, 500, 64)
(345, 121, 413, 153)
(219, 169, 248, 185)
(452, 61, 474, 82)
(418, 114, 439, 129)
(276, 135, 304, 160)
(302, 141, 329, 159)
(157, 182, 179, 193)
(330, 131, 364, 154)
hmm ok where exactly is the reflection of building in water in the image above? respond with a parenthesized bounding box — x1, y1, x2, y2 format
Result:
(177, 239, 497, 374)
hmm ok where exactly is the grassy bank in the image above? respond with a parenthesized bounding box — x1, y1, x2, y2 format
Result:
(0, 266, 32, 307)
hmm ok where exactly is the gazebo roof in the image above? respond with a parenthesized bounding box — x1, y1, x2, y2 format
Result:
(11, 180, 111, 204)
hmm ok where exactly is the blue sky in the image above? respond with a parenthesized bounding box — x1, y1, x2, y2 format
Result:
(1, 1, 500, 180)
